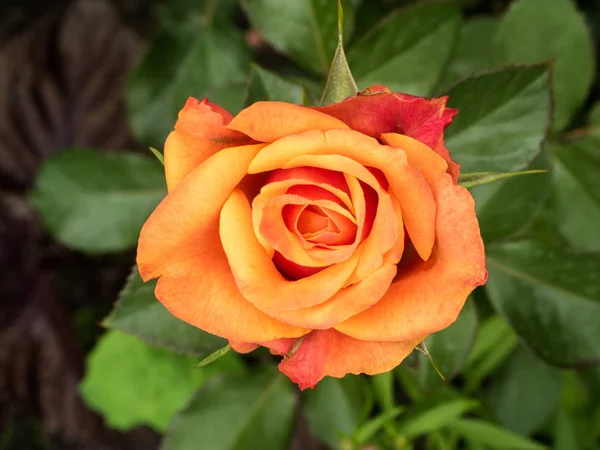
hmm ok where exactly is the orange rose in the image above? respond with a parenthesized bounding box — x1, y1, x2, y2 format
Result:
(137, 85, 487, 389)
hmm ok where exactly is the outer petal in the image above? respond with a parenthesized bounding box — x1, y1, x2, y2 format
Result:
(137, 144, 307, 342)
(250, 129, 435, 261)
(381, 133, 448, 187)
(313, 89, 460, 182)
(220, 190, 360, 312)
(335, 175, 487, 341)
(228, 101, 349, 142)
(275, 330, 422, 390)
(165, 98, 253, 191)
(267, 264, 397, 329)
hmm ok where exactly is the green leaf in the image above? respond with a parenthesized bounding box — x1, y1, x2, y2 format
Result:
(495, 0, 595, 130)
(104, 267, 227, 356)
(445, 66, 551, 174)
(552, 136, 600, 251)
(348, 3, 460, 96)
(304, 376, 372, 449)
(464, 315, 518, 390)
(149, 147, 164, 165)
(419, 299, 478, 390)
(246, 65, 305, 105)
(31, 149, 165, 254)
(126, 21, 250, 146)
(320, 0, 357, 105)
(371, 371, 394, 412)
(472, 150, 552, 243)
(439, 17, 498, 90)
(449, 419, 547, 449)
(554, 410, 584, 450)
(196, 344, 231, 368)
(163, 369, 297, 450)
(397, 399, 479, 439)
(486, 241, 600, 367)
(587, 102, 600, 127)
(202, 82, 249, 116)
(353, 407, 404, 445)
(460, 170, 547, 189)
(80, 330, 244, 432)
(241, 0, 355, 76)
(487, 347, 562, 436)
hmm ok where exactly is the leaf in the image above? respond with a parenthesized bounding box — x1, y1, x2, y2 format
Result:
(587, 101, 600, 127)
(449, 419, 547, 449)
(486, 241, 600, 367)
(245, 65, 305, 105)
(320, 0, 357, 105)
(464, 315, 518, 391)
(397, 399, 479, 439)
(460, 170, 547, 189)
(203, 81, 250, 116)
(487, 347, 562, 436)
(163, 368, 297, 450)
(304, 375, 372, 449)
(126, 21, 250, 147)
(419, 299, 478, 390)
(347, 3, 460, 95)
(104, 266, 227, 356)
(80, 330, 244, 432)
(445, 66, 551, 174)
(554, 410, 584, 450)
(149, 147, 164, 165)
(439, 17, 499, 90)
(30, 149, 166, 253)
(471, 149, 552, 243)
(196, 344, 231, 368)
(241, 0, 355, 76)
(495, 0, 595, 130)
(552, 136, 600, 251)
(353, 407, 404, 445)
(371, 371, 394, 411)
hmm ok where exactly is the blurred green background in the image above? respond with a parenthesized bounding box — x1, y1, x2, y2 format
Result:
(2, 0, 600, 449)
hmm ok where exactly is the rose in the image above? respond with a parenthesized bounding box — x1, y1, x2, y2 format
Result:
(137, 85, 487, 389)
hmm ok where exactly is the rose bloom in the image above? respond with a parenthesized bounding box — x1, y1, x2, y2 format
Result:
(137, 85, 487, 389)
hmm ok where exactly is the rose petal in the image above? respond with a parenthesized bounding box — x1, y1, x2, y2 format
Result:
(165, 98, 253, 191)
(220, 190, 361, 312)
(228, 101, 349, 142)
(313, 89, 460, 181)
(260, 194, 357, 266)
(282, 155, 399, 281)
(381, 133, 448, 187)
(249, 129, 435, 261)
(137, 144, 307, 342)
(274, 330, 422, 390)
(265, 263, 397, 330)
(335, 175, 487, 341)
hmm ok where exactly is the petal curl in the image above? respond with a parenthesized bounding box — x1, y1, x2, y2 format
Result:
(250, 129, 435, 261)
(137, 144, 306, 342)
(266, 264, 397, 330)
(381, 133, 448, 187)
(313, 89, 460, 181)
(228, 102, 349, 142)
(275, 330, 422, 390)
(220, 190, 361, 312)
(165, 98, 253, 191)
(335, 175, 487, 341)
